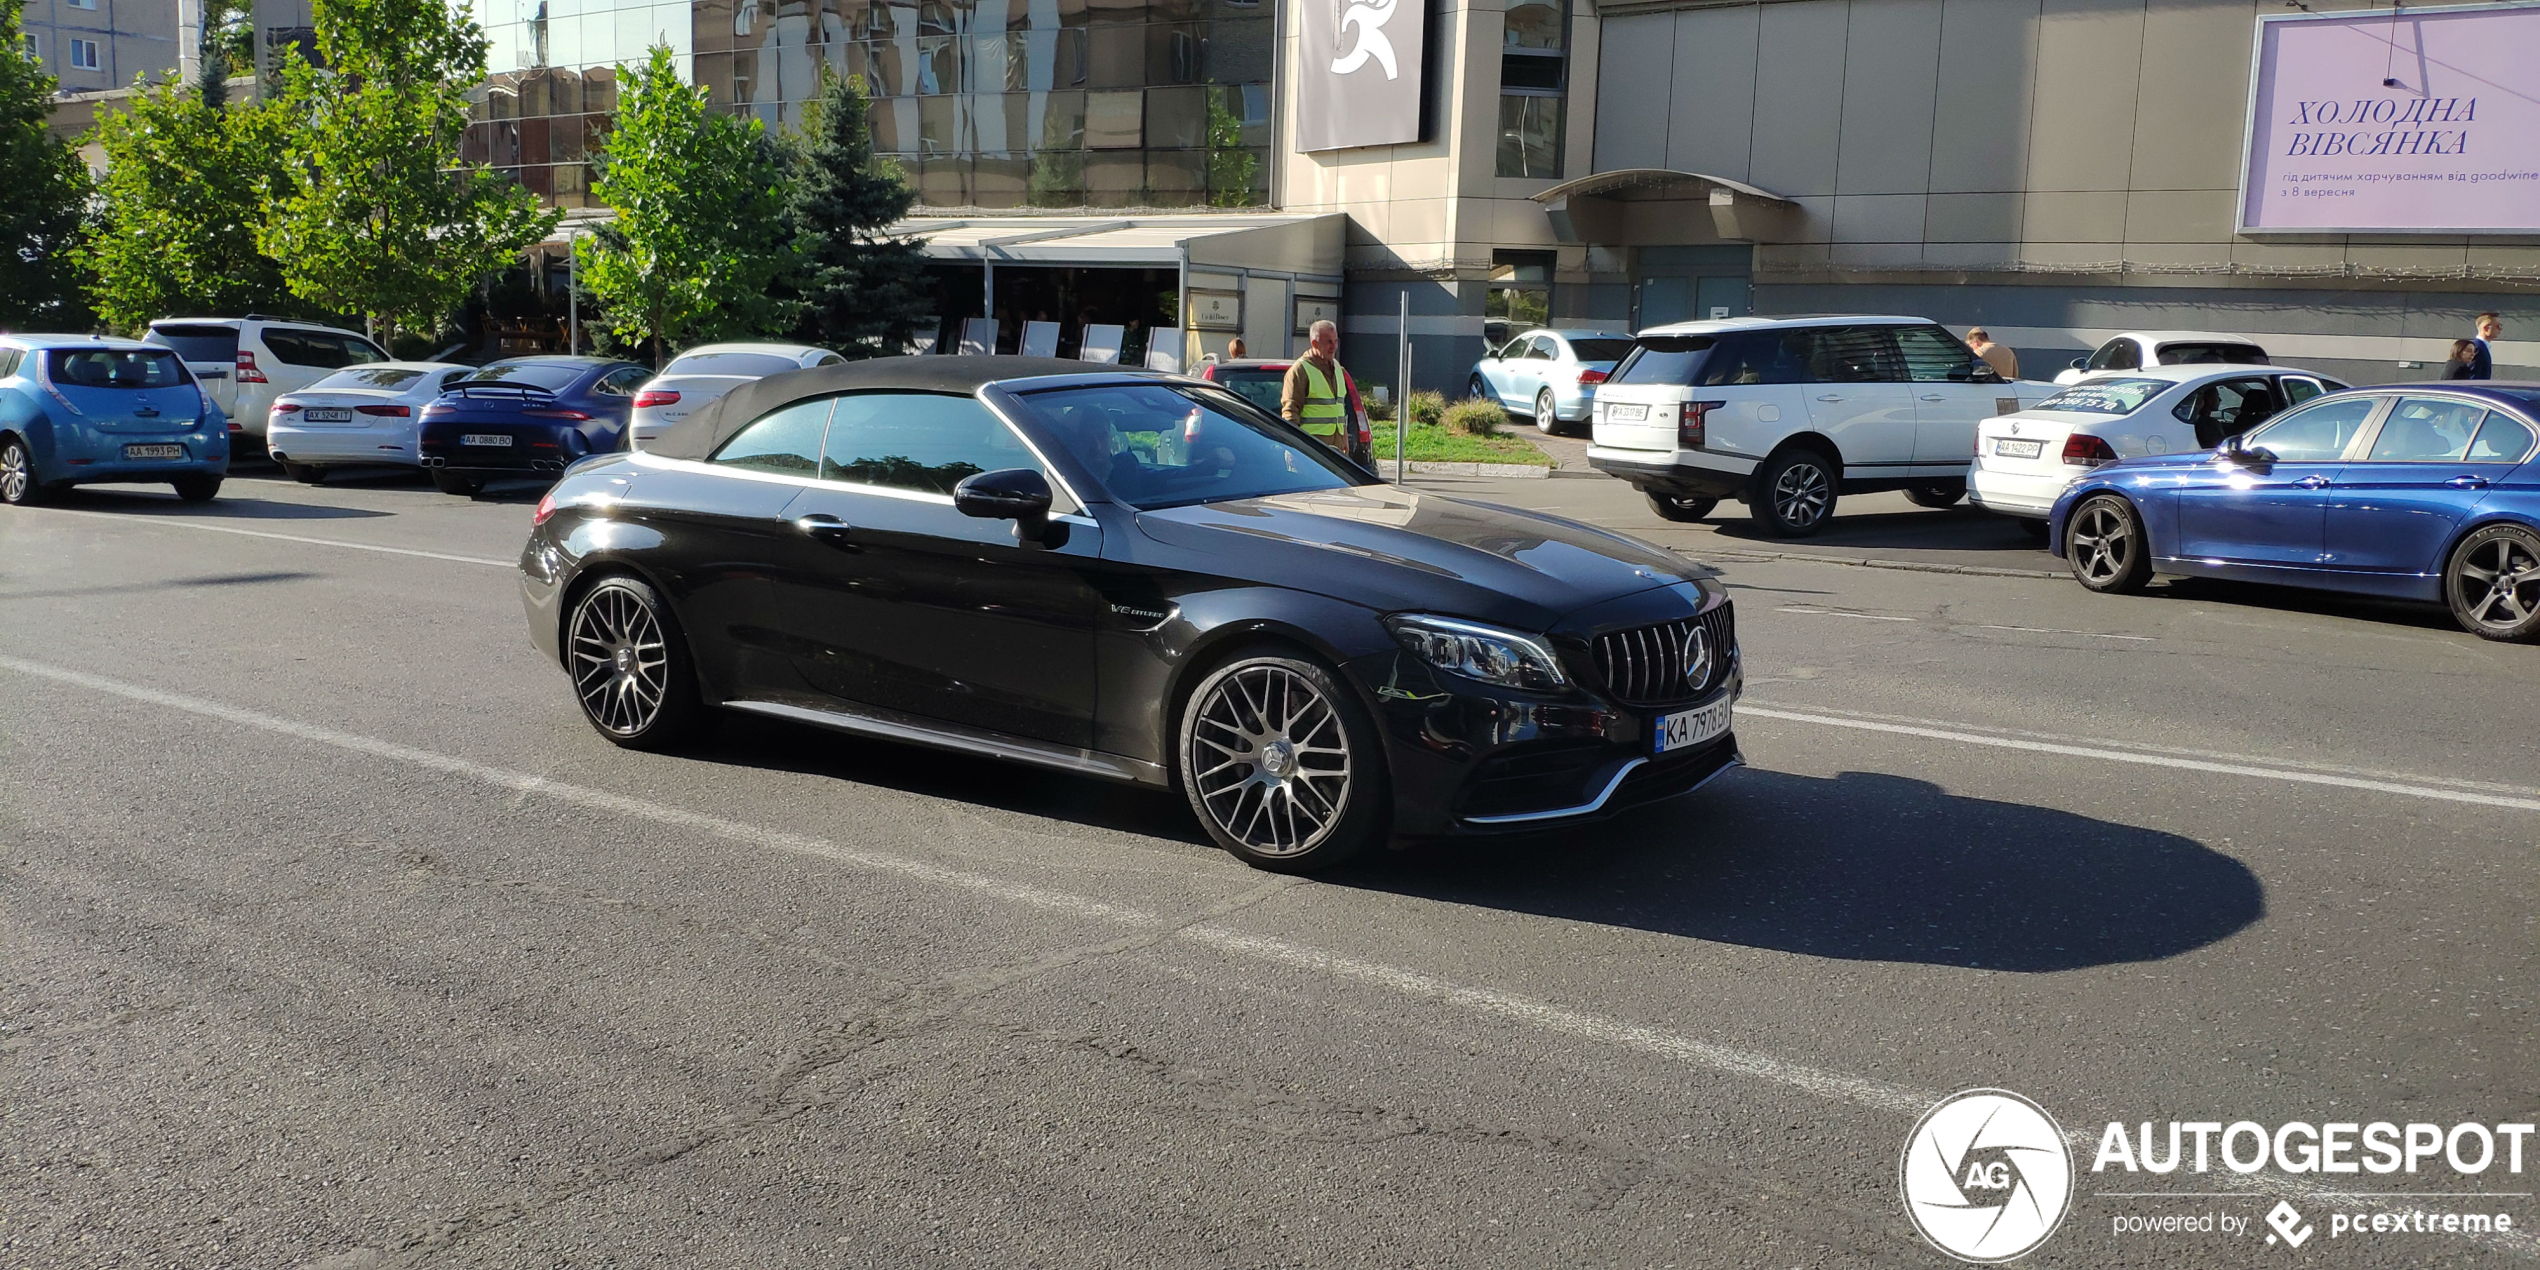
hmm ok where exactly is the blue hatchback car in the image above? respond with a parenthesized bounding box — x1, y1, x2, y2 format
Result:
(416, 355, 651, 496)
(2048, 383, 2540, 640)
(0, 335, 231, 505)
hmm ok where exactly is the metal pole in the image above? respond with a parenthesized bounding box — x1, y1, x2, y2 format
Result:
(1394, 291, 1409, 483)
(566, 233, 578, 355)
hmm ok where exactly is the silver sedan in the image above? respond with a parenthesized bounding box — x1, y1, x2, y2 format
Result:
(1467, 328, 1637, 435)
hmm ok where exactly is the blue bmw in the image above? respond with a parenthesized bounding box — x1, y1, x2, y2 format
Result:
(417, 355, 651, 496)
(2048, 383, 2540, 640)
(0, 335, 231, 505)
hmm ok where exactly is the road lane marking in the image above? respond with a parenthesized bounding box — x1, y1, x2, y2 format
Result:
(5, 652, 2533, 1258)
(5, 505, 516, 569)
(1740, 704, 2540, 812)
(1975, 623, 2155, 641)
(1774, 606, 1916, 622)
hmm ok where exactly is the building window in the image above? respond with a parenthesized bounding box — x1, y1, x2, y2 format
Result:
(1486, 251, 1554, 347)
(68, 37, 101, 70)
(1496, 0, 1567, 178)
(66, 0, 96, 9)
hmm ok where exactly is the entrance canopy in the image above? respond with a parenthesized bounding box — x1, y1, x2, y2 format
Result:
(1529, 169, 1798, 244)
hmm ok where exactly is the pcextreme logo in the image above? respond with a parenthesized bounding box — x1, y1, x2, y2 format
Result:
(1901, 1089, 2075, 1263)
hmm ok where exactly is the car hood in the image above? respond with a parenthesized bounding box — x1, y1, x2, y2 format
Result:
(1133, 484, 1709, 628)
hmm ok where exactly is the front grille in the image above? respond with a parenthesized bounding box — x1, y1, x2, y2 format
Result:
(1590, 601, 1737, 706)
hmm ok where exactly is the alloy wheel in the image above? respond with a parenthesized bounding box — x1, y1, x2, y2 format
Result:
(0, 441, 28, 504)
(1536, 391, 1558, 434)
(1187, 664, 1353, 858)
(2454, 535, 2540, 632)
(1772, 461, 1830, 528)
(569, 585, 671, 736)
(2070, 502, 2133, 584)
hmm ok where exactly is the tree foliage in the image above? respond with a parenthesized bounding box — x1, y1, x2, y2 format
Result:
(81, 81, 304, 331)
(258, 0, 555, 346)
(580, 43, 789, 365)
(0, 0, 92, 328)
(780, 69, 929, 356)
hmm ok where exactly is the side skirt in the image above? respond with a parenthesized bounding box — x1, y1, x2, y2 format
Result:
(723, 698, 1172, 787)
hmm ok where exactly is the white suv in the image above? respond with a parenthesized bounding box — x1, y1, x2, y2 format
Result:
(1587, 316, 2055, 537)
(144, 317, 389, 452)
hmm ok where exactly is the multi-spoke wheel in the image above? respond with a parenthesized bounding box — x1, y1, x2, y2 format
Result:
(1177, 651, 1386, 871)
(2066, 494, 2151, 594)
(1535, 389, 1563, 435)
(1, 435, 47, 506)
(565, 575, 703, 748)
(1753, 448, 1836, 537)
(2445, 524, 2540, 642)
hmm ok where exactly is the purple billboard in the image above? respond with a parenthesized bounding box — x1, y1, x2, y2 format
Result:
(2240, 3, 2540, 234)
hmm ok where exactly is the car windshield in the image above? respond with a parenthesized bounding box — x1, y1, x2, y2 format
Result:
(457, 362, 585, 391)
(2157, 342, 2268, 366)
(664, 351, 802, 378)
(47, 348, 190, 389)
(1204, 367, 1287, 417)
(1609, 336, 1717, 386)
(2035, 378, 2168, 415)
(1012, 381, 1364, 510)
(151, 325, 238, 362)
(1568, 338, 1635, 363)
(312, 367, 427, 390)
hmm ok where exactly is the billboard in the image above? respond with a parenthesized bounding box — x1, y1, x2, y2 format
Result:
(1296, 0, 1427, 152)
(2239, 2, 2540, 234)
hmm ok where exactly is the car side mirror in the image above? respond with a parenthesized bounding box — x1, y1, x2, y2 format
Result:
(1969, 362, 2005, 385)
(954, 467, 1064, 546)
(2069, 357, 2089, 371)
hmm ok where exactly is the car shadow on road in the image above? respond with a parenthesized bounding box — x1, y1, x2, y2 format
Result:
(1340, 767, 2264, 973)
(2147, 575, 2461, 635)
(48, 486, 391, 520)
(1708, 506, 2054, 558)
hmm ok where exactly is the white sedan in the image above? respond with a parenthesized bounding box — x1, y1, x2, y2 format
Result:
(265, 362, 475, 483)
(630, 343, 843, 449)
(2052, 330, 2271, 385)
(1969, 364, 2348, 532)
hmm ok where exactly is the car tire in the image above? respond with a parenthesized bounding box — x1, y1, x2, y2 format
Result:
(1752, 447, 1838, 538)
(170, 475, 221, 503)
(1648, 492, 1717, 523)
(1467, 374, 1492, 406)
(283, 462, 325, 485)
(1535, 389, 1564, 435)
(0, 435, 48, 506)
(2066, 493, 2152, 594)
(2443, 523, 2540, 642)
(1177, 648, 1388, 873)
(431, 470, 486, 497)
(1904, 480, 1965, 509)
(564, 574, 706, 749)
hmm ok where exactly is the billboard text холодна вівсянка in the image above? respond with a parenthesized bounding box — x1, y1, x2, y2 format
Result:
(2242, 3, 2540, 233)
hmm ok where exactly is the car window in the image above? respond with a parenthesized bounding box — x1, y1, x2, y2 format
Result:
(710, 398, 832, 476)
(2086, 339, 2139, 371)
(663, 351, 803, 378)
(1204, 367, 1286, 417)
(819, 392, 1046, 497)
(594, 367, 650, 396)
(457, 361, 585, 391)
(812, 352, 845, 367)
(1011, 381, 1361, 510)
(1800, 326, 1903, 383)
(2171, 377, 2281, 447)
(264, 329, 384, 368)
(0, 349, 20, 378)
(2036, 378, 2167, 415)
(151, 324, 239, 362)
(1690, 331, 1808, 386)
(2281, 376, 2326, 405)
(46, 347, 189, 389)
(2156, 342, 2267, 366)
(1608, 335, 1715, 386)
(2468, 413, 2536, 463)
(1522, 336, 1556, 361)
(2247, 396, 2376, 462)
(1893, 325, 1982, 383)
(312, 367, 427, 391)
(2367, 396, 2484, 462)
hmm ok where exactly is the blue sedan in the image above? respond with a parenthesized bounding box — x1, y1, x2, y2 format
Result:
(417, 355, 651, 496)
(0, 335, 231, 505)
(2048, 383, 2540, 640)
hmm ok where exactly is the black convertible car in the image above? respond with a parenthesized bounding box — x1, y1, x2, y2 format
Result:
(518, 357, 1742, 870)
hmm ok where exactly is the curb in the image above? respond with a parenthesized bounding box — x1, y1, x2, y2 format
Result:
(1374, 459, 1555, 480)
(1688, 548, 2067, 580)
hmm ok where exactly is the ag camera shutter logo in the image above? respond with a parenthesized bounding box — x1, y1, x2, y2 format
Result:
(1901, 1089, 2075, 1263)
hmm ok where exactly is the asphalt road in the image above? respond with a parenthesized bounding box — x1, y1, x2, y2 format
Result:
(5, 464, 2534, 1269)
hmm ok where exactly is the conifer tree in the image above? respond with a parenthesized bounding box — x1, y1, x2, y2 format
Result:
(782, 69, 930, 356)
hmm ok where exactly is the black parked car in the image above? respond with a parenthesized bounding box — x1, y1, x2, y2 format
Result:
(419, 355, 651, 495)
(518, 357, 1743, 871)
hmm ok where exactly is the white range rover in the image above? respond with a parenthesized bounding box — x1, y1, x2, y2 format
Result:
(1586, 316, 2056, 537)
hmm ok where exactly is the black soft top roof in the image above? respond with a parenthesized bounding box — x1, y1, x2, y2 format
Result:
(645, 355, 1152, 460)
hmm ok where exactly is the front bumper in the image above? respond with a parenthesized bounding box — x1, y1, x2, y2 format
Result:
(1586, 445, 1757, 501)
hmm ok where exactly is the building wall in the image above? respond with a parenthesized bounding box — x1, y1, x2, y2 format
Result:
(21, 0, 184, 92)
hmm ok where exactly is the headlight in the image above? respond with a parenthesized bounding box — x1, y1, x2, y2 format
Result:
(1384, 614, 1568, 690)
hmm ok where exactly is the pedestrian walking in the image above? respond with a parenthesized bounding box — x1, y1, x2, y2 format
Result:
(2441, 338, 2480, 380)
(1966, 327, 2019, 380)
(2468, 312, 2501, 379)
(1281, 319, 1353, 453)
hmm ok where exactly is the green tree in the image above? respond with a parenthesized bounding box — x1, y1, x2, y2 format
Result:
(780, 69, 929, 356)
(80, 81, 303, 331)
(579, 43, 789, 365)
(196, 0, 252, 109)
(0, 0, 92, 328)
(258, 0, 556, 347)
(1205, 91, 1258, 209)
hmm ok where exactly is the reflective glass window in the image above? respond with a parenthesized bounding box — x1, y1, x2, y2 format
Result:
(1894, 325, 1982, 383)
(2367, 397, 2484, 462)
(713, 398, 834, 476)
(1013, 382, 1360, 509)
(2248, 396, 2377, 462)
(820, 393, 1045, 495)
(2469, 413, 2536, 463)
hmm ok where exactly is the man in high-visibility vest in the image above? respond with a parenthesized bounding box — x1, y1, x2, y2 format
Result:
(1280, 319, 1352, 453)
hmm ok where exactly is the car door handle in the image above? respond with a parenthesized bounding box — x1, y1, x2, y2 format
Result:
(2446, 475, 2491, 489)
(2295, 475, 2333, 489)
(1816, 394, 1845, 402)
(793, 513, 857, 546)
(1919, 393, 1948, 402)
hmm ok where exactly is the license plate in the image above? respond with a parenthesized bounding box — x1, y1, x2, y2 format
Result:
(1993, 438, 2044, 459)
(123, 443, 184, 459)
(1654, 698, 1733, 754)
(1606, 403, 1649, 422)
(304, 408, 354, 423)
(462, 433, 513, 447)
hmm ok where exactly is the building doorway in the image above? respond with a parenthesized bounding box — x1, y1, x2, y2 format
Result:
(1633, 245, 1752, 330)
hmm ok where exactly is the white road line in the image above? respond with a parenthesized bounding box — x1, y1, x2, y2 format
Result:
(1775, 606, 1916, 622)
(1976, 623, 2155, 642)
(6, 505, 516, 569)
(5, 652, 2533, 1258)
(1739, 704, 2540, 813)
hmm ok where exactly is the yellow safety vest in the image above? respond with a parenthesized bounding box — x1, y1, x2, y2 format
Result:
(1297, 359, 1348, 444)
